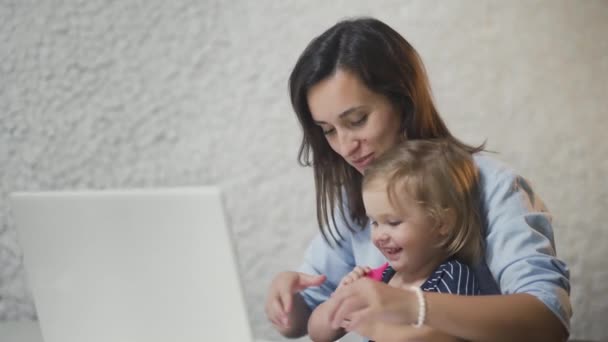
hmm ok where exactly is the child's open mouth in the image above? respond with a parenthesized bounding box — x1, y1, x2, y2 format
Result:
(383, 247, 403, 259)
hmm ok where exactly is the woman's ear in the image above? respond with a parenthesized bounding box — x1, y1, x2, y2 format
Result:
(437, 208, 456, 236)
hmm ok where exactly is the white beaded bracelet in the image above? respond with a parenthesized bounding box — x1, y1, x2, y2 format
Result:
(409, 286, 426, 328)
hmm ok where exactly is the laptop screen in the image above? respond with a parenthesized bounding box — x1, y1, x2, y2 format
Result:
(11, 187, 254, 342)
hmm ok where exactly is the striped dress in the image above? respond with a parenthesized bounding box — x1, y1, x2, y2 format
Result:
(380, 259, 481, 295)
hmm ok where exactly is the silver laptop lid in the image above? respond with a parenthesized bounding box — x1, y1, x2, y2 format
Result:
(10, 187, 253, 342)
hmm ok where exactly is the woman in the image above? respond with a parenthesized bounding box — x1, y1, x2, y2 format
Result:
(265, 17, 571, 341)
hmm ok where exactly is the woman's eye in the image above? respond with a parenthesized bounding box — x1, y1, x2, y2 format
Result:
(351, 114, 368, 126)
(322, 127, 335, 136)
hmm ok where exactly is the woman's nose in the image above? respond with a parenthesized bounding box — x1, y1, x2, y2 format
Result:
(336, 130, 359, 158)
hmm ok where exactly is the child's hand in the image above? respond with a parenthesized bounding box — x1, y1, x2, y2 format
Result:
(337, 266, 372, 290)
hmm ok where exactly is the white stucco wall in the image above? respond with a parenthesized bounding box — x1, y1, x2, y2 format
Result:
(1, 0, 606, 340)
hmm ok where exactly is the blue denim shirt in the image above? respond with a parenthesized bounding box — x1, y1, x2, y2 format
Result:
(298, 154, 572, 334)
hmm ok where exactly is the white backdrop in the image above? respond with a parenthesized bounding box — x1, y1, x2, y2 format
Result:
(1, 1, 606, 340)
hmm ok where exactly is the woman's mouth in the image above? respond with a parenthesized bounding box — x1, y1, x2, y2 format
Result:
(352, 153, 374, 170)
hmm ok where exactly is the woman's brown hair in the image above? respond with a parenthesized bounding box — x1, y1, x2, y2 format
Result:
(288, 17, 485, 244)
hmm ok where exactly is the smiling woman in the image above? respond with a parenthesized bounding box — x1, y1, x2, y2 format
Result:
(287, 18, 487, 246)
(265, 17, 571, 342)
(307, 70, 402, 173)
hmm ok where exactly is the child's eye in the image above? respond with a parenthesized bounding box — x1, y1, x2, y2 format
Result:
(370, 220, 378, 227)
(387, 220, 402, 227)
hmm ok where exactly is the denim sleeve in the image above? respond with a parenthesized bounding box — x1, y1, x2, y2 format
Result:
(478, 156, 572, 332)
(297, 234, 356, 309)
(298, 203, 360, 309)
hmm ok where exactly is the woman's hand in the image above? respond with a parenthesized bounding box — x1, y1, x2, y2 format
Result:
(265, 271, 326, 336)
(328, 278, 465, 341)
(348, 322, 463, 342)
(326, 277, 418, 332)
(337, 266, 371, 290)
(306, 266, 371, 342)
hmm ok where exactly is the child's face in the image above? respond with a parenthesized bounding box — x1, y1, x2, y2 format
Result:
(363, 181, 444, 275)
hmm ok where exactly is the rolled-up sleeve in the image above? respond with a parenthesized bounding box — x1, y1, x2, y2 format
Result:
(297, 197, 361, 309)
(478, 156, 572, 332)
(297, 232, 355, 309)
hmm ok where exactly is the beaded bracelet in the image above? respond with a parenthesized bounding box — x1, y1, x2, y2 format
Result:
(409, 286, 426, 328)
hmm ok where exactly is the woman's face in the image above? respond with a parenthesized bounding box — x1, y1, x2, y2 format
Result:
(307, 69, 403, 174)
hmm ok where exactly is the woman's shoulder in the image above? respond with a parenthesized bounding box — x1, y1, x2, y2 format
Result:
(472, 153, 531, 196)
(473, 153, 519, 180)
(472, 153, 550, 229)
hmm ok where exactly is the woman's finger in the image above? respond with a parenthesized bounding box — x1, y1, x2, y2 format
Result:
(278, 288, 292, 316)
(271, 299, 286, 326)
(295, 273, 326, 291)
(268, 313, 282, 328)
(339, 318, 352, 330)
(331, 301, 353, 329)
(343, 306, 374, 332)
(330, 294, 365, 329)
(265, 287, 286, 328)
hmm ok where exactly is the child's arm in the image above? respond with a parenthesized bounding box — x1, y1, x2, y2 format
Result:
(308, 299, 347, 342)
(308, 266, 371, 341)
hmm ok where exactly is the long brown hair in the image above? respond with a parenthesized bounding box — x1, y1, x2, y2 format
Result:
(288, 17, 484, 244)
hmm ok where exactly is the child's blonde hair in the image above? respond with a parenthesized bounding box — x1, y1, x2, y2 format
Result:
(362, 139, 483, 265)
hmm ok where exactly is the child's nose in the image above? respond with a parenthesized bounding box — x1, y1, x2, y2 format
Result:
(375, 230, 390, 242)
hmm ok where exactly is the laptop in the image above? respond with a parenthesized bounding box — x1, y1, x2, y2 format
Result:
(10, 187, 255, 342)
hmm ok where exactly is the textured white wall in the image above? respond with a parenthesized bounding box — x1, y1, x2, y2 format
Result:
(1, 0, 606, 340)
